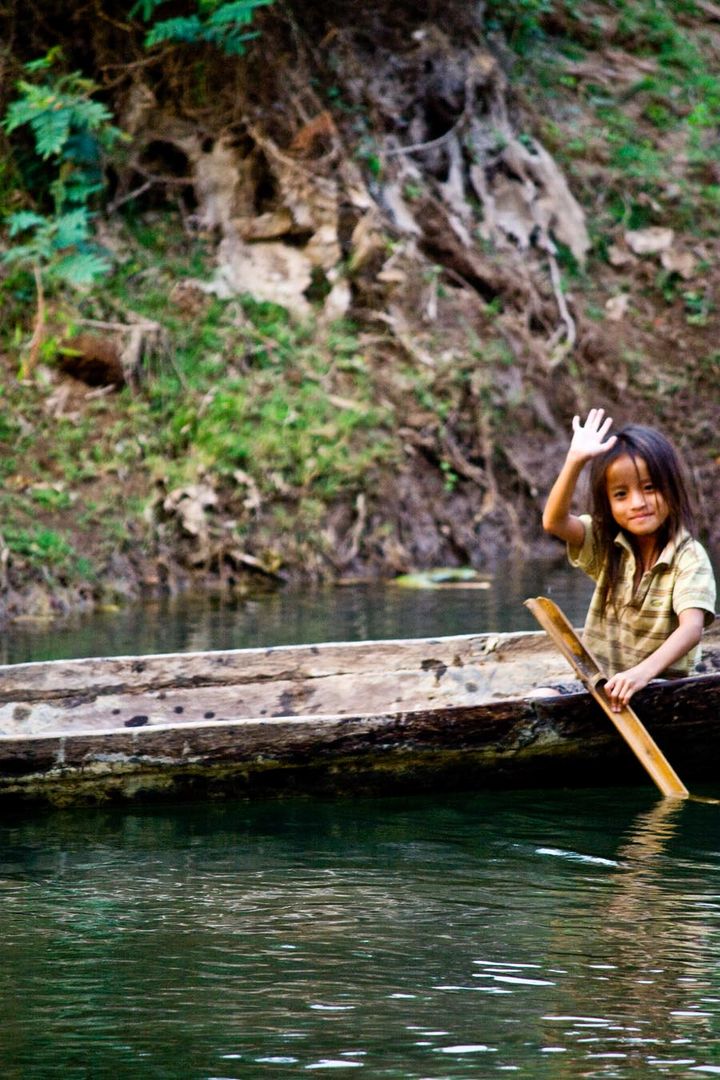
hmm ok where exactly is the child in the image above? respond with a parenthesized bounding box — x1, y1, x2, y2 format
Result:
(542, 408, 716, 712)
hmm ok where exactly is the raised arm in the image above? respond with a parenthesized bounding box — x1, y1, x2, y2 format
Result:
(542, 408, 617, 547)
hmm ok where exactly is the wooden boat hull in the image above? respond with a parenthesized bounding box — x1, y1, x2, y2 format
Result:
(1, 627, 718, 806)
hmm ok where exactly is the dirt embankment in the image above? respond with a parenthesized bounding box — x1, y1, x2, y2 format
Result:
(1, 1, 719, 622)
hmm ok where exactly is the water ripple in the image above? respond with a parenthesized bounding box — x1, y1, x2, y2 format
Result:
(1, 788, 719, 1077)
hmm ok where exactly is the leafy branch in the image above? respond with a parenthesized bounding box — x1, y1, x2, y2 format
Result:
(2, 51, 124, 376)
(132, 0, 276, 56)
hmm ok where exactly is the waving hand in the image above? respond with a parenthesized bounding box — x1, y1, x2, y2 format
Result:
(568, 408, 617, 463)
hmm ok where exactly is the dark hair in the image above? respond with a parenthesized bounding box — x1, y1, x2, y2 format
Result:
(588, 424, 695, 613)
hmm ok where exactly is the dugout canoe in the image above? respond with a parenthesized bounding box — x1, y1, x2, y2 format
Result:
(1, 622, 719, 806)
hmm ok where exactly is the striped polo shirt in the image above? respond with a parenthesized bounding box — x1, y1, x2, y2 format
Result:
(568, 514, 716, 677)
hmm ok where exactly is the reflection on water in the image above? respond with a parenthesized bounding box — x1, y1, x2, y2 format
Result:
(0, 557, 594, 664)
(1, 787, 719, 1077)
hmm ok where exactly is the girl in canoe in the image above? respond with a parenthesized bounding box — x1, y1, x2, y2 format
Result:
(541, 408, 716, 712)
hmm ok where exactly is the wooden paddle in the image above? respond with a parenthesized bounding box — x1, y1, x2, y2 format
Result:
(525, 595, 689, 800)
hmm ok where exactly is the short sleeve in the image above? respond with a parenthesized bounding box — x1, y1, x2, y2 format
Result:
(673, 542, 717, 628)
(567, 514, 603, 581)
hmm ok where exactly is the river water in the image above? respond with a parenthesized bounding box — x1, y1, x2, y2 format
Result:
(2, 560, 719, 1077)
(2, 789, 719, 1078)
(0, 556, 594, 664)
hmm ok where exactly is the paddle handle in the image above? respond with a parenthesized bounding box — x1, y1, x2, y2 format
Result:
(525, 596, 689, 799)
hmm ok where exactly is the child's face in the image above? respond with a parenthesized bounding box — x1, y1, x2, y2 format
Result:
(605, 453, 669, 540)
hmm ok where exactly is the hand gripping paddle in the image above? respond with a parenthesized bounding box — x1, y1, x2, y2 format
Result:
(525, 595, 689, 800)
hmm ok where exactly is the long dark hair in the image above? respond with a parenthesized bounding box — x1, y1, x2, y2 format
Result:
(588, 424, 696, 613)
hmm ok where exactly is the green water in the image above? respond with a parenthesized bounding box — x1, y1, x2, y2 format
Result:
(0, 557, 593, 664)
(2, 564, 719, 1077)
(2, 789, 719, 1078)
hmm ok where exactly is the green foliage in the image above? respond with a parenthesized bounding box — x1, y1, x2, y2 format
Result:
(356, 142, 382, 178)
(440, 460, 459, 493)
(5, 85, 115, 161)
(170, 311, 394, 497)
(484, 0, 554, 52)
(95, 222, 397, 505)
(2, 52, 122, 290)
(2, 524, 82, 579)
(683, 288, 713, 326)
(507, 0, 720, 237)
(133, 0, 276, 55)
(3, 210, 110, 285)
(29, 487, 72, 511)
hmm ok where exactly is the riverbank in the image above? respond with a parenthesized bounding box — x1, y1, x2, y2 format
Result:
(2, 1, 719, 623)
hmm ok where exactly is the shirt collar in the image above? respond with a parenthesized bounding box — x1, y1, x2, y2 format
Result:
(614, 526, 692, 568)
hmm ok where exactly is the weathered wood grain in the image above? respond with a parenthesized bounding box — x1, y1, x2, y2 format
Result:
(0, 627, 718, 806)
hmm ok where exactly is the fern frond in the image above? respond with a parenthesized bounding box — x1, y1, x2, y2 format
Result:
(130, 0, 167, 20)
(3, 88, 52, 133)
(63, 96, 116, 134)
(62, 175, 105, 204)
(144, 1, 274, 52)
(204, 27, 259, 54)
(50, 250, 111, 285)
(1, 243, 46, 265)
(208, 0, 274, 26)
(23, 47, 64, 74)
(6, 210, 48, 236)
(53, 208, 92, 248)
(33, 108, 73, 158)
(145, 16, 204, 46)
(4, 79, 119, 157)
